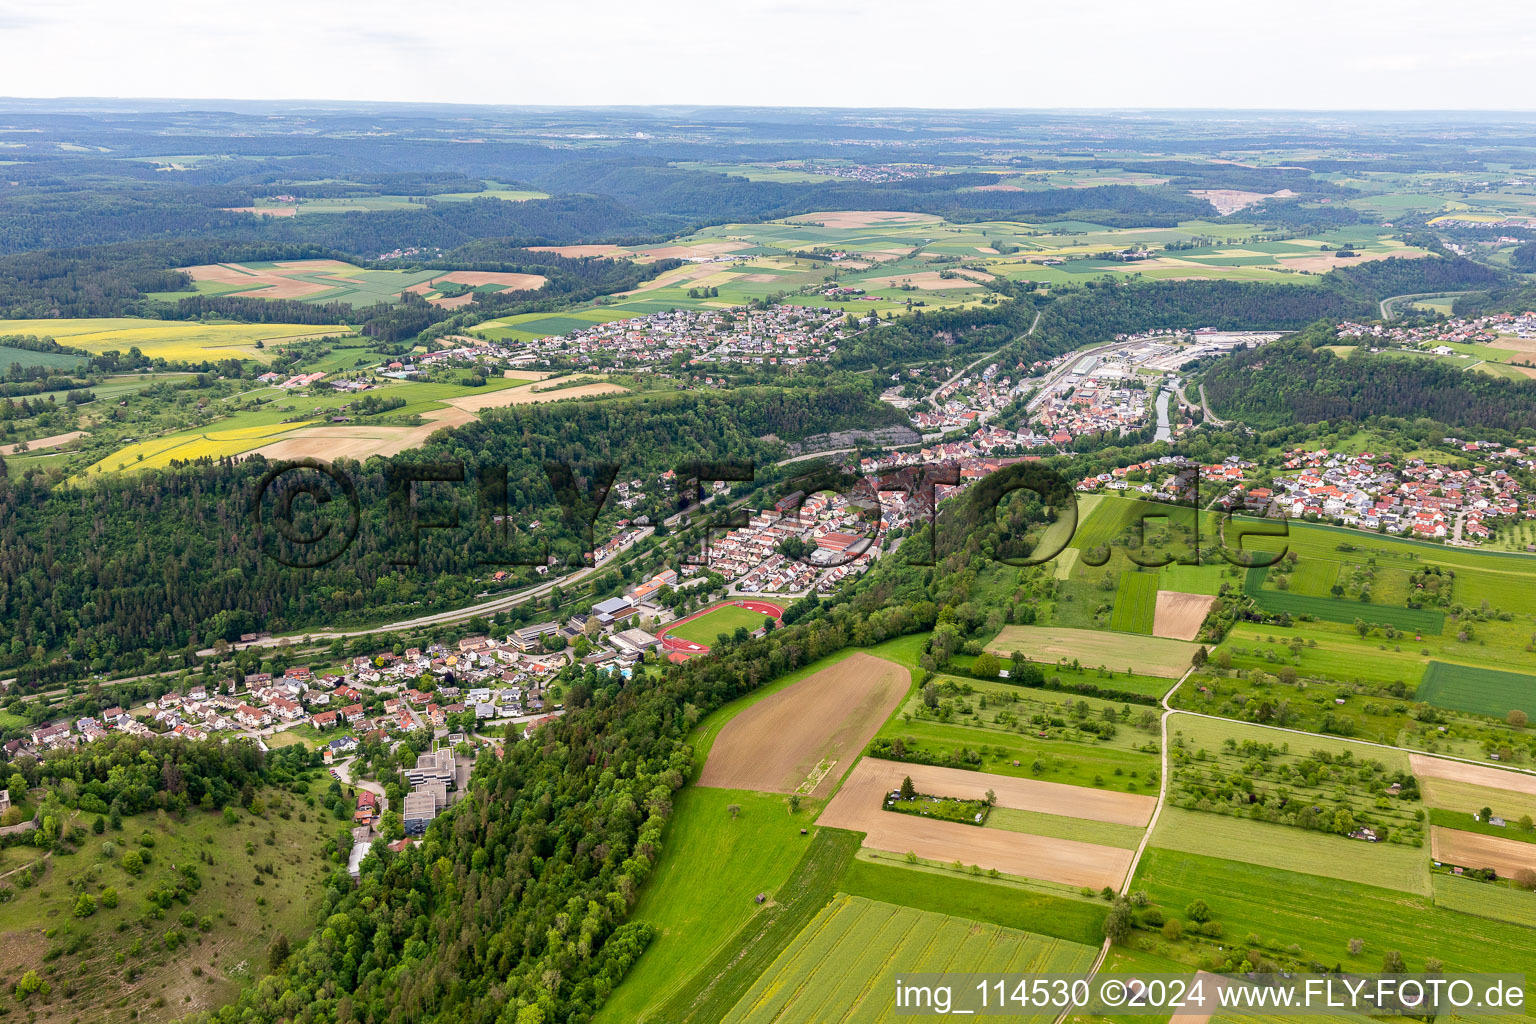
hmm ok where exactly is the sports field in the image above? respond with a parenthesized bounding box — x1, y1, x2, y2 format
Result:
(720, 895, 1096, 1024)
(0, 318, 353, 363)
(988, 624, 1200, 678)
(1415, 661, 1536, 718)
(665, 601, 785, 649)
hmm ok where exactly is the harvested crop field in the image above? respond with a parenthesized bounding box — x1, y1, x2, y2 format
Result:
(221, 205, 296, 217)
(445, 378, 627, 411)
(182, 261, 336, 299)
(786, 210, 943, 228)
(816, 760, 1134, 888)
(1410, 754, 1536, 796)
(697, 653, 908, 798)
(621, 262, 731, 293)
(1431, 826, 1536, 876)
(863, 269, 994, 290)
(824, 758, 1156, 827)
(1281, 249, 1429, 272)
(634, 241, 752, 262)
(987, 625, 1199, 678)
(247, 407, 474, 462)
(1153, 590, 1217, 640)
(1187, 188, 1295, 215)
(530, 244, 632, 258)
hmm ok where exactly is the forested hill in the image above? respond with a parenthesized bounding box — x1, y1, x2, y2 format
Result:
(191, 604, 910, 1024)
(1201, 337, 1536, 433)
(1022, 255, 1507, 351)
(0, 383, 901, 680)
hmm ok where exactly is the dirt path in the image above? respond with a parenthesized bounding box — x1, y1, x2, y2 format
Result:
(1, 430, 85, 455)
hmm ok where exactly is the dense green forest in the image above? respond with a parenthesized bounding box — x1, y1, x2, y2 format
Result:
(0, 383, 900, 678)
(1201, 335, 1536, 433)
(7, 734, 305, 820)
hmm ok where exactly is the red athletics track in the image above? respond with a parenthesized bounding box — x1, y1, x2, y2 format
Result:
(657, 600, 786, 659)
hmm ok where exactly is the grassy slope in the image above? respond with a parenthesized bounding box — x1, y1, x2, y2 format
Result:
(0, 786, 332, 1024)
(591, 788, 818, 1024)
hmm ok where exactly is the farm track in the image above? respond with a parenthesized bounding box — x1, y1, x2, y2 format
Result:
(1055, 659, 1536, 1024)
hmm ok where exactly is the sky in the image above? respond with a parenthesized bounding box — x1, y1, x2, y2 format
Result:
(0, 0, 1533, 110)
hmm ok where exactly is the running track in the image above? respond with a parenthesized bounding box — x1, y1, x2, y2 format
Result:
(658, 600, 786, 657)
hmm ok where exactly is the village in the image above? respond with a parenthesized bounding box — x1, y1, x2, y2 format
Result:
(1336, 310, 1536, 348)
(1243, 444, 1536, 543)
(492, 304, 852, 371)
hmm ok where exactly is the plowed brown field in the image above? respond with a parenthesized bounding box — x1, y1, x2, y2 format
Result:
(697, 653, 907, 797)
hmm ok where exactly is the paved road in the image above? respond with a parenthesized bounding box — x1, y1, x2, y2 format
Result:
(1379, 290, 1480, 321)
(332, 756, 388, 811)
(1179, 382, 1227, 428)
(924, 308, 1041, 410)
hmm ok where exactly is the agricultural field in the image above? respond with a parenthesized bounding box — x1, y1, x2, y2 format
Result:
(626, 828, 861, 1024)
(836, 858, 1109, 945)
(1108, 571, 1158, 633)
(1149, 806, 1430, 894)
(0, 787, 333, 1024)
(591, 787, 818, 1024)
(1415, 661, 1536, 718)
(0, 319, 354, 363)
(1431, 872, 1536, 927)
(171, 260, 546, 308)
(471, 212, 1431, 349)
(74, 373, 588, 476)
(817, 758, 1147, 888)
(873, 671, 1164, 792)
(869, 695, 1161, 793)
(1214, 621, 1432, 688)
(1134, 848, 1536, 985)
(1430, 826, 1536, 878)
(719, 895, 1097, 1024)
(986, 807, 1146, 849)
(0, 343, 86, 371)
(1243, 566, 1445, 633)
(988, 625, 1200, 678)
(1165, 714, 1424, 847)
(697, 652, 909, 797)
(1151, 590, 1216, 641)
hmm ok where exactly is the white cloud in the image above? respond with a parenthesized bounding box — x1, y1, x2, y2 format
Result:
(0, 0, 1532, 109)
